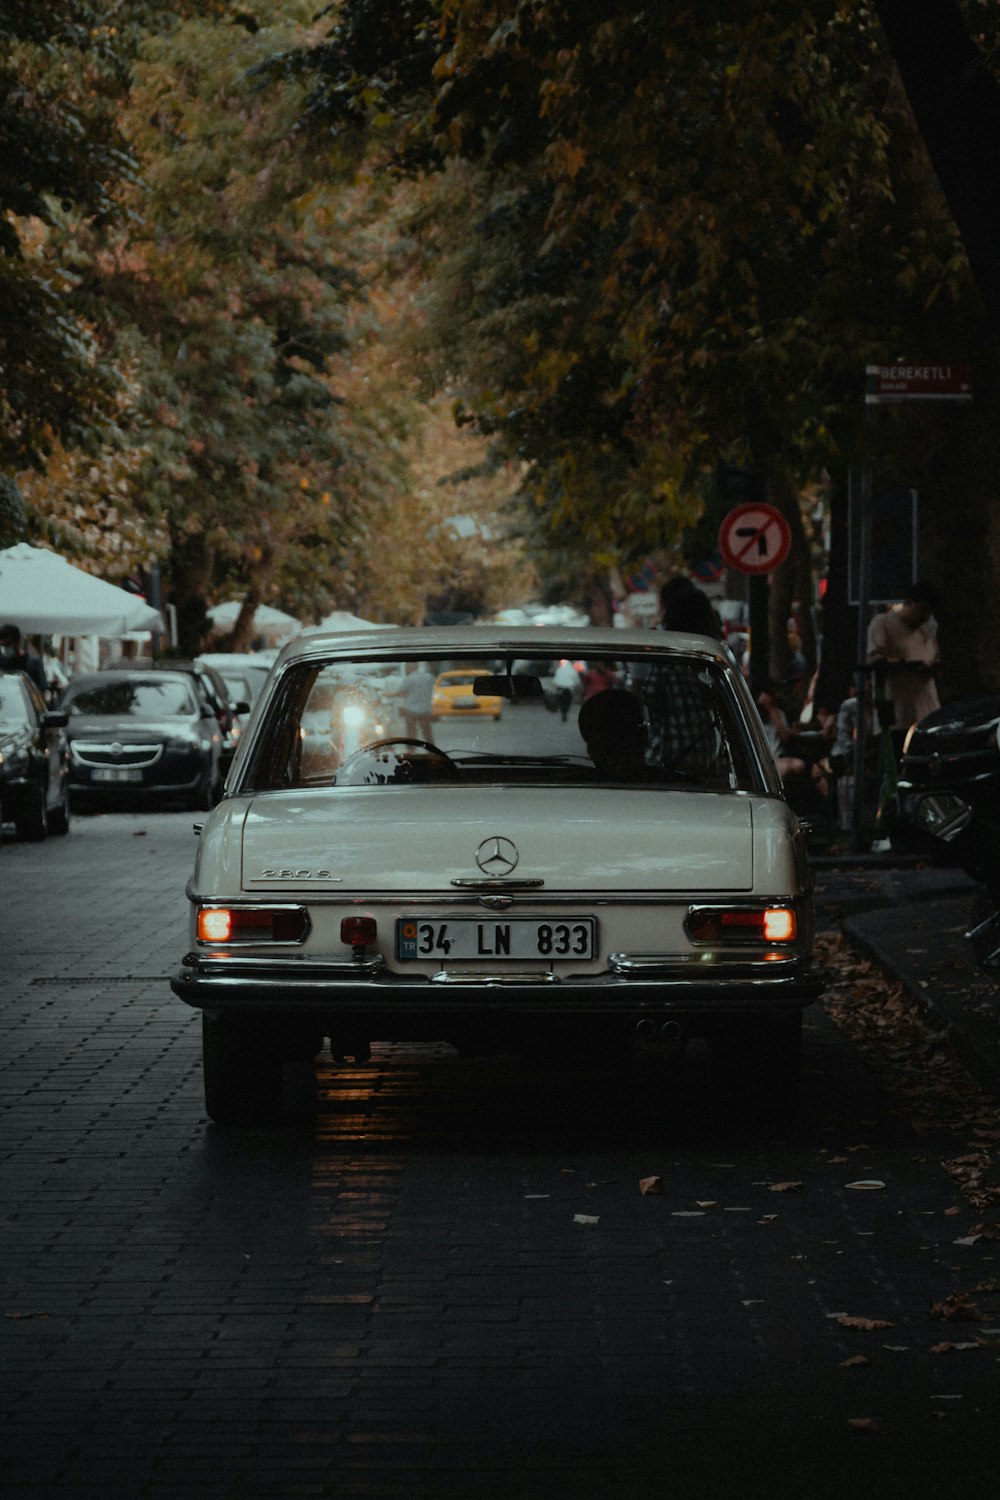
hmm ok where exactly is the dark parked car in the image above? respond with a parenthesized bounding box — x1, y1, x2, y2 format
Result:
(102, 657, 250, 775)
(891, 696, 1000, 876)
(0, 670, 70, 840)
(62, 670, 225, 810)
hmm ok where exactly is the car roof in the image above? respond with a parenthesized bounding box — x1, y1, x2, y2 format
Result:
(273, 625, 729, 667)
(66, 669, 196, 688)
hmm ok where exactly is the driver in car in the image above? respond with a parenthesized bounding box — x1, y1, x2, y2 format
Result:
(578, 688, 649, 778)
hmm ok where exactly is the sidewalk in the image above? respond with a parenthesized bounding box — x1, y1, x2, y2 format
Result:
(812, 850, 1000, 1098)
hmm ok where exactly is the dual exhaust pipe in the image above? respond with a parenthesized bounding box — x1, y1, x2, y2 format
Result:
(635, 1018, 684, 1043)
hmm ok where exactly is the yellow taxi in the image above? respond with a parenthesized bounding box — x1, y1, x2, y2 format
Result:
(432, 668, 503, 721)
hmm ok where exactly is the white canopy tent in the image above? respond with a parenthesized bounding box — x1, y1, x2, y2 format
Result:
(206, 601, 302, 643)
(305, 609, 392, 633)
(0, 543, 164, 636)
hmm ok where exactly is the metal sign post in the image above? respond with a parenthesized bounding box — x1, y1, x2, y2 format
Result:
(718, 500, 792, 696)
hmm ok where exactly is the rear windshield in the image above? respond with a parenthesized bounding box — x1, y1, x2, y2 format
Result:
(239, 651, 765, 794)
(64, 677, 199, 719)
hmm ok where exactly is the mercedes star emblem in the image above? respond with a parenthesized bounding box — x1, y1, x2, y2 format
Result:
(475, 836, 519, 877)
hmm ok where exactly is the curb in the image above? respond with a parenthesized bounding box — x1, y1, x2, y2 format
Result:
(840, 895, 1000, 1102)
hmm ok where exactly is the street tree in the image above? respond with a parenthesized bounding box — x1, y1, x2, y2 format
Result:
(89, 3, 409, 653)
(291, 2, 998, 693)
(0, 1, 133, 475)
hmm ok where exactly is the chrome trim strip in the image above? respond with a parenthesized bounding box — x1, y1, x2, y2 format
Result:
(429, 969, 561, 986)
(450, 878, 545, 890)
(187, 950, 387, 976)
(206, 891, 786, 907)
(608, 952, 802, 975)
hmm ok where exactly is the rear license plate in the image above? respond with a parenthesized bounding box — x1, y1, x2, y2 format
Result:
(397, 917, 596, 961)
(92, 768, 143, 783)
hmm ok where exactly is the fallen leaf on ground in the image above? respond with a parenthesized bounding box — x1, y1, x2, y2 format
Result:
(639, 1176, 664, 1195)
(573, 1214, 599, 1226)
(847, 1418, 881, 1432)
(840, 1355, 870, 1367)
(770, 1181, 803, 1193)
(845, 1180, 886, 1190)
(838, 1315, 895, 1330)
(930, 1294, 980, 1322)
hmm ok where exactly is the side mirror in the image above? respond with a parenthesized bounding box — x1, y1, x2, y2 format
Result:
(42, 710, 69, 729)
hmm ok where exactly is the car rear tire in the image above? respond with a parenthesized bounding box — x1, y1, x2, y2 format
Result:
(202, 1014, 285, 1124)
(14, 787, 48, 842)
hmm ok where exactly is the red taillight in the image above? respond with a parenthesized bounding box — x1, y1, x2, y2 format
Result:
(197, 906, 308, 943)
(686, 907, 798, 944)
(341, 916, 377, 948)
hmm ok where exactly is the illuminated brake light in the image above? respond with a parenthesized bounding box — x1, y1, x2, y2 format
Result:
(763, 908, 796, 942)
(198, 909, 232, 942)
(197, 906, 308, 944)
(686, 907, 797, 944)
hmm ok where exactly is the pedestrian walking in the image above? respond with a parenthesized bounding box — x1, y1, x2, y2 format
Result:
(552, 658, 582, 722)
(400, 661, 436, 740)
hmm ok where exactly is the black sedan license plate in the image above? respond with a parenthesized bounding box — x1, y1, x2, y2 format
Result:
(397, 917, 596, 961)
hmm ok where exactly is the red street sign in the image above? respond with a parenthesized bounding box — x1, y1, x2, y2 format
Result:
(719, 503, 792, 576)
(865, 363, 973, 404)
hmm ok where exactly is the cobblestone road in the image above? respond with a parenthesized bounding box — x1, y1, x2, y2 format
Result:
(2, 812, 1000, 1498)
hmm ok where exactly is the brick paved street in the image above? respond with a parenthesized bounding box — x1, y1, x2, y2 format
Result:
(3, 813, 1000, 1498)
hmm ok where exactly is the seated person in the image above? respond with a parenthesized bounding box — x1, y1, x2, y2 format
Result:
(756, 681, 807, 787)
(579, 688, 648, 777)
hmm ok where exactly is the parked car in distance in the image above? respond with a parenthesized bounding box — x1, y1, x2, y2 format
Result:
(172, 625, 820, 1125)
(62, 669, 224, 810)
(432, 667, 503, 721)
(196, 653, 272, 706)
(103, 657, 249, 775)
(0, 670, 70, 839)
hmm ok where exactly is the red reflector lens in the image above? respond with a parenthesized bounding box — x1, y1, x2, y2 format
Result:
(341, 916, 377, 947)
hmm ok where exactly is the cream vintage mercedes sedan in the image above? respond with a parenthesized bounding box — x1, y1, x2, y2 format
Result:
(172, 626, 821, 1123)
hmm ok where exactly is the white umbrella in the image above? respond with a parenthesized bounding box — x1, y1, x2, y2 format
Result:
(306, 609, 391, 633)
(207, 601, 302, 639)
(0, 543, 163, 636)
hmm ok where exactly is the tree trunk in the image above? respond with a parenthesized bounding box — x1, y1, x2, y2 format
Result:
(167, 525, 214, 658)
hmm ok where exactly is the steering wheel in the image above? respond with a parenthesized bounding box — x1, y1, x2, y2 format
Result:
(339, 737, 460, 783)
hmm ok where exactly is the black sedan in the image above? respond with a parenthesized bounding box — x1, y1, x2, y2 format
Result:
(891, 695, 1000, 876)
(62, 670, 224, 811)
(0, 670, 70, 840)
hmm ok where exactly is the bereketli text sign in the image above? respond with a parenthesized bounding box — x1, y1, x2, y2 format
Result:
(865, 363, 973, 404)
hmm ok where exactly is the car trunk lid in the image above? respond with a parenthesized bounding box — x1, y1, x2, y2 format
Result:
(240, 786, 754, 892)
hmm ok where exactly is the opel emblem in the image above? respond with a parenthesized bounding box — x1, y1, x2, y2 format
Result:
(475, 835, 519, 876)
(111, 742, 123, 759)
